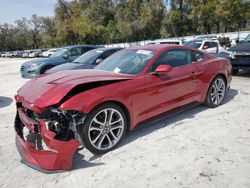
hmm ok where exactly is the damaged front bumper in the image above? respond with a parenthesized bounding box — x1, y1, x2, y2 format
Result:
(14, 107, 83, 173)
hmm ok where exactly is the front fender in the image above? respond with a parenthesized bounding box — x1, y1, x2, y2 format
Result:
(59, 90, 135, 128)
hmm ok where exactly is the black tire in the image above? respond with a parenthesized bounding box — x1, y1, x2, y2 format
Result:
(79, 103, 128, 155)
(40, 65, 53, 74)
(205, 75, 226, 108)
(231, 69, 238, 75)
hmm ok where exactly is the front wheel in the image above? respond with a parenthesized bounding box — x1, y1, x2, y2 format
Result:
(40, 65, 53, 74)
(205, 76, 226, 108)
(80, 103, 127, 155)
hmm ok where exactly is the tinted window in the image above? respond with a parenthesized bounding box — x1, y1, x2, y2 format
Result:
(99, 50, 117, 59)
(50, 48, 69, 57)
(81, 47, 95, 54)
(151, 49, 191, 71)
(184, 40, 203, 48)
(73, 49, 103, 64)
(204, 42, 218, 48)
(69, 47, 82, 56)
(160, 41, 180, 45)
(190, 51, 204, 63)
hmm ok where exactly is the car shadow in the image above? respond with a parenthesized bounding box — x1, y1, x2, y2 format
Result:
(0, 96, 13, 108)
(85, 88, 238, 164)
(72, 151, 105, 170)
(234, 69, 250, 77)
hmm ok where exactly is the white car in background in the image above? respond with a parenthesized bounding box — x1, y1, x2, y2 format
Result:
(28, 50, 40, 58)
(42, 48, 59, 57)
(147, 39, 184, 45)
(184, 39, 226, 53)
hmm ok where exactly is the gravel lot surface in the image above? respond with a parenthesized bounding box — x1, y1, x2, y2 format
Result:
(0, 58, 250, 188)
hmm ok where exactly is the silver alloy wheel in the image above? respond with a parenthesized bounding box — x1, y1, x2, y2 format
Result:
(210, 78, 226, 105)
(88, 108, 125, 151)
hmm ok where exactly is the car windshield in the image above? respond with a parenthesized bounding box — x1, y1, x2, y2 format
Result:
(73, 49, 103, 64)
(95, 49, 156, 75)
(244, 34, 250, 42)
(184, 40, 203, 48)
(50, 48, 69, 57)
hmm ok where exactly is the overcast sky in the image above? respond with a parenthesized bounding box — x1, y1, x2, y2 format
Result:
(0, 0, 56, 24)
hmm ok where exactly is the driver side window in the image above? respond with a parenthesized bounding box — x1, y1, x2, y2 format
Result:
(151, 49, 191, 72)
(69, 47, 81, 56)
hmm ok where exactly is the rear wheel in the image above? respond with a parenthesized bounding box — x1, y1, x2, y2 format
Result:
(80, 103, 127, 155)
(205, 75, 226, 108)
(40, 65, 53, 74)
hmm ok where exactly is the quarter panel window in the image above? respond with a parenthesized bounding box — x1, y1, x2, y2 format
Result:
(190, 51, 204, 63)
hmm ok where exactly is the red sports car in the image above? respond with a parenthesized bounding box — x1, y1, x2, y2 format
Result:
(14, 45, 232, 172)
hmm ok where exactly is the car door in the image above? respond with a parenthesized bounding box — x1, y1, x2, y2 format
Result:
(143, 49, 200, 119)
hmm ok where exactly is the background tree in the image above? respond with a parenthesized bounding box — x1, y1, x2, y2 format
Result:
(0, 0, 250, 52)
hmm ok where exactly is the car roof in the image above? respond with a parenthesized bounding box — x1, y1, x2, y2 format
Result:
(64, 44, 103, 49)
(125, 44, 184, 51)
(94, 47, 123, 52)
(188, 39, 218, 43)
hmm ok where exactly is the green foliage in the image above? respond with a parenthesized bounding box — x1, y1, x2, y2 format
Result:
(0, 0, 250, 51)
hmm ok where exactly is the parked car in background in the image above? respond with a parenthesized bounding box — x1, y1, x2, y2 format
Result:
(37, 49, 48, 57)
(20, 45, 102, 78)
(48, 47, 123, 73)
(8, 51, 15, 58)
(42, 48, 59, 57)
(5, 52, 10, 57)
(184, 39, 226, 53)
(28, 50, 40, 58)
(14, 51, 23, 57)
(15, 44, 231, 172)
(195, 35, 218, 40)
(147, 39, 184, 45)
(22, 50, 30, 58)
(227, 33, 250, 75)
(0, 52, 6, 57)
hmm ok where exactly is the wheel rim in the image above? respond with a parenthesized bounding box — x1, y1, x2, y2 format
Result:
(88, 108, 125, 151)
(210, 78, 226, 105)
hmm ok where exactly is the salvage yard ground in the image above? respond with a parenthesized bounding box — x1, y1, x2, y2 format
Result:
(0, 58, 250, 188)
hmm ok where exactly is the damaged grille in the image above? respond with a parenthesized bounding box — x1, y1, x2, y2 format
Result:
(16, 103, 86, 143)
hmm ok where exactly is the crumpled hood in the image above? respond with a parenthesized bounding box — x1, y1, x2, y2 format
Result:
(229, 42, 250, 52)
(17, 70, 135, 109)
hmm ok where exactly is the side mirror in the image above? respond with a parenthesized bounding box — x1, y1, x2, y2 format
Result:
(154, 65, 172, 74)
(95, 58, 103, 65)
(203, 45, 209, 49)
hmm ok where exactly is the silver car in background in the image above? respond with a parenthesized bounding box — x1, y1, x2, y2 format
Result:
(20, 45, 101, 78)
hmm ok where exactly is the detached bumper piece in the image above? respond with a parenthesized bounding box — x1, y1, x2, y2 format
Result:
(15, 108, 80, 173)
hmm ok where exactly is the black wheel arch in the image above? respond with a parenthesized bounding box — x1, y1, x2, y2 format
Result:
(40, 65, 54, 74)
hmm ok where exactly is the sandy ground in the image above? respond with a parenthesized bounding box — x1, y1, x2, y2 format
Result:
(0, 57, 250, 188)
